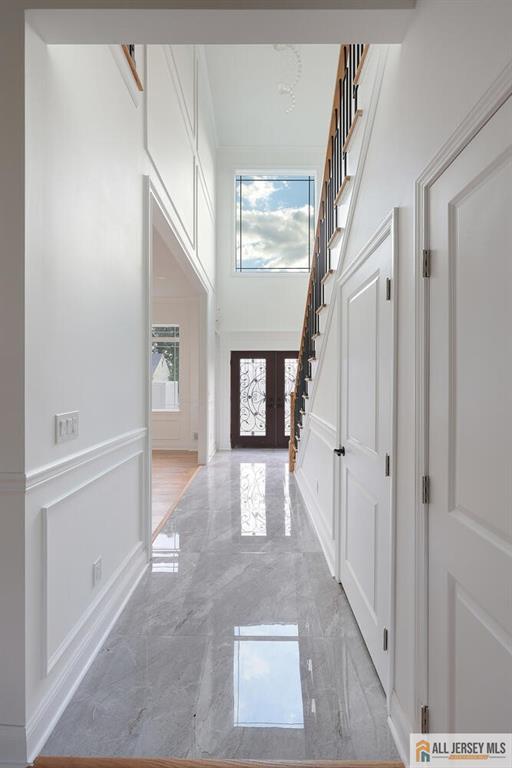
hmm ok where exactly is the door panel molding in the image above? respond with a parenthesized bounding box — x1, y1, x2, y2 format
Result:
(336, 207, 398, 696)
(414, 59, 512, 734)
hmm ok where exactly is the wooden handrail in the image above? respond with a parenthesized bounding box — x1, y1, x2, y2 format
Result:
(290, 44, 369, 464)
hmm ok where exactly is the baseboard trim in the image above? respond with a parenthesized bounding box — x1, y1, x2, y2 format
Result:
(295, 466, 335, 576)
(388, 691, 413, 767)
(0, 724, 27, 768)
(26, 546, 148, 763)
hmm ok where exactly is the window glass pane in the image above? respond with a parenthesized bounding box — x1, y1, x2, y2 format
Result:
(152, 325, 179, 338)
(152, 329, 179, 411)
(284, 357, 298, 437)
(236, 175, 315, 272)
(240, 358, 266, 436)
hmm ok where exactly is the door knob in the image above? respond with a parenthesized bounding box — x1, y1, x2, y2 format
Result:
(334, 446, 345, 456)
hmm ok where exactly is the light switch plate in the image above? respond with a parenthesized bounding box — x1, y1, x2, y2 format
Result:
(55, 411, 79, 444)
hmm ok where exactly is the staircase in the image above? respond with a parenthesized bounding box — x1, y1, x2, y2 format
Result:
(289, 43, 370, 472)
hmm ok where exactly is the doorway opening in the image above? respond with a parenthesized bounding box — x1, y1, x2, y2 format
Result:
(149, 191, 206, 541)
(230, 351, 298, 448)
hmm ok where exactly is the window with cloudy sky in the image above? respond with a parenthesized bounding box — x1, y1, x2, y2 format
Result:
(235, 175, 315, 272)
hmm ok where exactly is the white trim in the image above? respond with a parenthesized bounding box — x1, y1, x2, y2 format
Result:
(302, 44, 388, 416)
(167, 44, 197, 140)
(308, 412, 336, 447)
(334, 208, 398, 701)
(42, 451, 145, 674)
(197, 45, 220, 151)
(295, 465, 335, 576)
(145, 46, 196, 252)
(388, 691, 413, 768)
(23, 427, 146, 492)
(109, 45, 142, 108)
(413, 57, 512, 730)
(146, 178, 211, 467)
(26, 549, 148, 763)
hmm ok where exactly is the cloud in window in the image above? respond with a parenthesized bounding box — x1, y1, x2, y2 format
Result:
(241, 179, 279, 208)
(240, 204, 312, 269)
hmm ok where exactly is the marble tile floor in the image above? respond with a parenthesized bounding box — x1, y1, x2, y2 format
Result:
(42, 449, 398, 762)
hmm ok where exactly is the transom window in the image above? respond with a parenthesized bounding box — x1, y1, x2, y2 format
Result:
(151, 325, 180, 411)
(235, 174, 315, 273)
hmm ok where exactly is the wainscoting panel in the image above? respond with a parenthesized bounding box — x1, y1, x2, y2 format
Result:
(295, 414, 336, 574)
(43, 451, 144, 674)
(25, 430, 148, 761)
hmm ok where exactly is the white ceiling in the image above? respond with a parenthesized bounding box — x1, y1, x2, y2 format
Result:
(204, 44, 340, 147)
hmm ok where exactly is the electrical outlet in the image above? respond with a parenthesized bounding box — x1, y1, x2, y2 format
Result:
(193, 432, 198, 441)
(92, 557, 102, 586)
(55, 411, 79, 444)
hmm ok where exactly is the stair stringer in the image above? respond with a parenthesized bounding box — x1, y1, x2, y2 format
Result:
(295, 44, 389, 472)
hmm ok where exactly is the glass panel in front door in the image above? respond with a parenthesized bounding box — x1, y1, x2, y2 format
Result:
(240, 358, 266, 436)
(284, 358, 298, 437)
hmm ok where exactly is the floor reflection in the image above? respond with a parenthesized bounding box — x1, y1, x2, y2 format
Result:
(233, 624, 304, 729)
(283, 464, 292, 536)
(240, 463, 267, 536)
(152, 530, 180, 573)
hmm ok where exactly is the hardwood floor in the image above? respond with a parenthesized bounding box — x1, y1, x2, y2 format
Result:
(152, 450, 199, 538)
(37, 758, 403, 768)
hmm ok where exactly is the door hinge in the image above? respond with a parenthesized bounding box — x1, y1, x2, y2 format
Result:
(421, 704, 430, 734)
(422, 475, 430, 504)
(422, 249, 432, 278)
(383, 627, 388, 651)
(385, 277, 391, 301)
(385, 453, 391, 477)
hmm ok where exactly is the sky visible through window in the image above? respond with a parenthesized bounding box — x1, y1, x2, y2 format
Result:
(236, 175, 315, 272)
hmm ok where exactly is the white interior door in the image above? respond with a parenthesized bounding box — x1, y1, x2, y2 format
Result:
(428, 95, 512, 731)
(338, 229, 394, 691)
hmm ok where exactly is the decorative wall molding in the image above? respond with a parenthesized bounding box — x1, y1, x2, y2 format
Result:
(309, 412, 336, 448)
(42, 450, 145, 674)
(167, 44, 197, 139)
(25, 428, 147, 492)
(413, 57, 512, 731)
(26, 547, 147, 762)
(145, 45, 196, 252)
(295, 465, 335, 576)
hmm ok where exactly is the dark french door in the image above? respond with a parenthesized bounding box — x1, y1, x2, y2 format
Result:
(230, 351, 298, 448)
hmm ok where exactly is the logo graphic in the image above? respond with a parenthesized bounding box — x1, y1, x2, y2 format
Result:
(410, 733, 512, 767)
(416, 739, 431, 763)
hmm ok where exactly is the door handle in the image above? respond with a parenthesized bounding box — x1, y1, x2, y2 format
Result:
(334, 446, 345, 456)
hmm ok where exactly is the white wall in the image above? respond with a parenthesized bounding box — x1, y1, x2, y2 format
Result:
(8, 32, 218, 766)
(215, 146, 325, 448)
(297, 0, 512, 758)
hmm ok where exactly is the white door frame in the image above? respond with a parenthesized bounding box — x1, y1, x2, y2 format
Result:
(335, 207, 399, 701)
(144, 177, 210, 554)
(413, 61, 512, 730)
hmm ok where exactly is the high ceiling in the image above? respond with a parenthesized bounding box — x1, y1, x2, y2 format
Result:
(204, 44, 340, 147)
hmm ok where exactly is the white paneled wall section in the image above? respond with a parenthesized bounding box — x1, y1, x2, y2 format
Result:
(15, 32, 218, 767)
